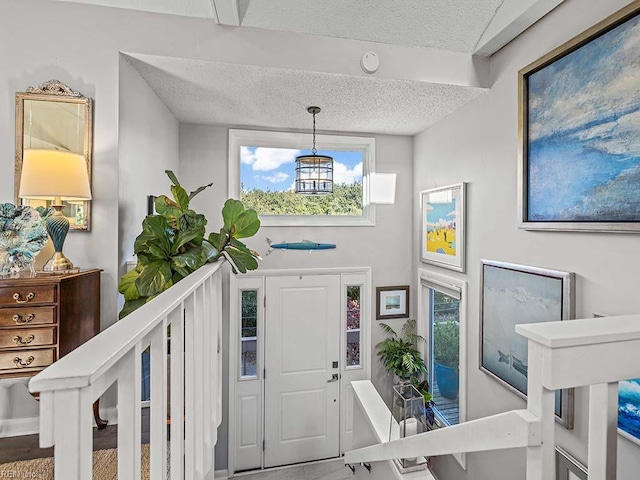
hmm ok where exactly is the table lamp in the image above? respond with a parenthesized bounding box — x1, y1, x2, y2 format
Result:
(19, 149, 92, 271)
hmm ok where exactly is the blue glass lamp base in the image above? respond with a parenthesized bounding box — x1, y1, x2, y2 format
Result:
(44, 206, 74, 271)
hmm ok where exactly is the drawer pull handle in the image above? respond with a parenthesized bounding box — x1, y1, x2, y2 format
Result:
(13, 335, 35, 346)
(13, 356, 35, 368)
(13, 292, 35, 304)
(12, 313, 35, 324)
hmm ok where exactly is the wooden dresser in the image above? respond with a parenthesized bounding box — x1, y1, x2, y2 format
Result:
(0, 269, 100, 380)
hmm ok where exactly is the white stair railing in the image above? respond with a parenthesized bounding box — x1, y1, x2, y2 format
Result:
(345, 313, 640, 480)
(29, 262, 224, 480)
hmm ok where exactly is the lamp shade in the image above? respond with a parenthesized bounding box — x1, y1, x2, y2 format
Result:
(19, 149, 92, 200)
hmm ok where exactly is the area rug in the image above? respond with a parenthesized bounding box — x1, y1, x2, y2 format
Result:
(0, 443, 152, 479)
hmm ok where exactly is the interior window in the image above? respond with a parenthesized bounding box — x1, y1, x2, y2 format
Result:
(241, 289, 258, 378)
(346, 285, 361, 368)
(428, 288, 461, 426)
(229, 129, 376, 226)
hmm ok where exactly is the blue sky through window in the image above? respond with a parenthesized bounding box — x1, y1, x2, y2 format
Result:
(240, 146, 363, 192)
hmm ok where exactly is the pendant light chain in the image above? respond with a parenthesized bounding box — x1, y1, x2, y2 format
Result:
(312, 110, 317, 155)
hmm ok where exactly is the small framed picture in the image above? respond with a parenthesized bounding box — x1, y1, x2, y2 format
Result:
(376, 286, 409, 320)
(556, 447, 587, 480)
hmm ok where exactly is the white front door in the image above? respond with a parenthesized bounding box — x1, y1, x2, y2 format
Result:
(264, 275, 341, 467)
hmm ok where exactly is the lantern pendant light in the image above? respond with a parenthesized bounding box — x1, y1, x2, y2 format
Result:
(294, 106, 334, 195)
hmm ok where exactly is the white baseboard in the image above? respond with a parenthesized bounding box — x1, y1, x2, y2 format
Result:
(0, 416, 39, 438)
(215, 469, 229, 479)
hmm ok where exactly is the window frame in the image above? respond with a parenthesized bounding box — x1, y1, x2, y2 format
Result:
(228, 128, 376, 227)
(417, 268, 467, 470)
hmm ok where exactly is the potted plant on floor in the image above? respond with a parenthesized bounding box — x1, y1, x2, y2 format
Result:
(433, 320, 460, 400)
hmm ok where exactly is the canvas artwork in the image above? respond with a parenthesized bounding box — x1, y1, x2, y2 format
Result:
(619, 378, 640, 443)
(420, 183, 465, 272)
(520, 5, 640, 231)
(480, 260, 574, 427)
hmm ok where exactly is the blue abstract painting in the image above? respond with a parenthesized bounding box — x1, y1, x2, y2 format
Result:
(526, 12, 640, 222)
(619, 378, 640, 442)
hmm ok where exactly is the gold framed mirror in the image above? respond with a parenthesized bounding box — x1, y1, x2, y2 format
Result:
(15, 80, 93, 230)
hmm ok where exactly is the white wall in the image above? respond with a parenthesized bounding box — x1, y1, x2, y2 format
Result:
(179, 123, 414, 468)
(413, 1, 640, 479)
(0, 0, 421, 438)
(118, 55, 180, 273)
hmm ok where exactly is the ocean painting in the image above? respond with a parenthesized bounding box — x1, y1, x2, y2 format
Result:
(619, 378, 640, 442)
(481, 262, 569, 418)
(525, 11, 640, 223)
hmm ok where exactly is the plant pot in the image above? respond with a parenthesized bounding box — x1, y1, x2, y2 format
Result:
(435, 363, 459, 400)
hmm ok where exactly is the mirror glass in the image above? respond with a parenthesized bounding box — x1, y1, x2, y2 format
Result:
(15, 80, 93, 230)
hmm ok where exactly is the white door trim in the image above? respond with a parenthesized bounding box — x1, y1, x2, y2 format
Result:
(228, 267, 372, 475)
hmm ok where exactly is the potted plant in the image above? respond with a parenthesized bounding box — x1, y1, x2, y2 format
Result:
(118, 170, 261, 318)
(376, 319, 428, 386)
(433, 320, 460, 400)
(376, 320, 435, 427)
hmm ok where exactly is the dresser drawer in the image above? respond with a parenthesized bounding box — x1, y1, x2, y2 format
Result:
(0, 328, 55, 349)
(0, 307, 56, 327)
(0, 285, 56, 306)
(0, 348, 55, 372)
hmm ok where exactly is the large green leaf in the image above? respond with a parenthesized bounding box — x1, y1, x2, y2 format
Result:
(222, 247, 259, 274)
(155, 195, 181, 219)
(202, 240, 220, 263)
(171, 185, 190, 212)
(119, 297, 147, 319)
(165, 170, 181, 187)
(172, 226, 205, 254)
(233, 209, 260, 239)
(209, 230, 228, 251)
(189, 182, 213, 200)
(135, 260, 173, 297)
(118, 269, 141, 301)
(222, 199, 245, 230)
(171, 247, 206, 275)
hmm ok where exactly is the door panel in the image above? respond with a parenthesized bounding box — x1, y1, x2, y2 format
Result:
(264, 275, 341, 467)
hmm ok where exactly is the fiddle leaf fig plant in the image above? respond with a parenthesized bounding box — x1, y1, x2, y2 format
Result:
(118, 171, 261, 319)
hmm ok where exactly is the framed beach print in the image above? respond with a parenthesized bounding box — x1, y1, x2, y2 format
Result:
(376, 286, 409, 320)
(556, 447, 587, 480)
(518, 2, 640, 232)
(480, 260, 575, 428)
(420, 183, 465, 272)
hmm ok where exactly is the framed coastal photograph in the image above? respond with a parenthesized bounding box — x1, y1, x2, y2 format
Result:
(518, 3, 640, 232)
(376, 286, 409, 320)
(556, 447, 587, 480)
(420, 183, 465, 272)
(480, 260, 575, 428)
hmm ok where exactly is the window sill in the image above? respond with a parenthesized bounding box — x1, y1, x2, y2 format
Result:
(259, 213, 375, 227)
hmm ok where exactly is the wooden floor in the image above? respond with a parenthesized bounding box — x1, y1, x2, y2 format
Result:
(432, 385, 459, 425)
(0, 408, 150, 463)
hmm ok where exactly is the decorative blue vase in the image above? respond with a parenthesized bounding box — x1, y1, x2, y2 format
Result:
(435, 363, 459, 400)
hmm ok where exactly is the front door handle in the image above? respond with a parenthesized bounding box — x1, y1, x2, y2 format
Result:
(327, 373, 340, 383)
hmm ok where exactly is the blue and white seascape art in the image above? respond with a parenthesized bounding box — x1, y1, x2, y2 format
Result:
(525, 11, 640, 223)
(481, 262, 569, 419)
(619, 378, 640, 442)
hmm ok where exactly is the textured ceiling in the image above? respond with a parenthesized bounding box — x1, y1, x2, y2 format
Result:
(54, 0, 506, 52)
(125, 54, 486, 136)
(238, 0, 505, 52)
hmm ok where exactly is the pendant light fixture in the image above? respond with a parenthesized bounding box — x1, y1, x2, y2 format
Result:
(295, 106, 333, 195)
